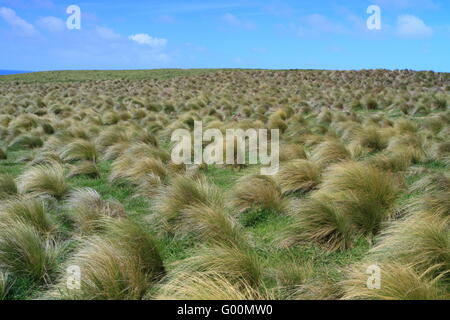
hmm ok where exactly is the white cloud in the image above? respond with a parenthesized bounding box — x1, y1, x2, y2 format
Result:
(289, 14, 347, 37)
(374, 0, 438, 9)
(128, 33, 167, 47)
(396, 15, 433, 38)
(222, 13, 255, 30)
(96, 26, 121, 40)
(0, 7, 36, 36)
(37, 16, 65, 32)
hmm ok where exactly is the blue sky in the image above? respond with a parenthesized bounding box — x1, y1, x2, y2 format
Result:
(0, 0, 449, 71)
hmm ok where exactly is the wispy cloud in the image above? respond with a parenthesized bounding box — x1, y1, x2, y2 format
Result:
(290, 14, 347, 37)
(36, 16, 65, 33)
(128, 33, 168, 47)
(396, 14, 433, 38)
(0, 7, 36, 36)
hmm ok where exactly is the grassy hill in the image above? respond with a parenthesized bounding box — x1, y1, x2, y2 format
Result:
(0, 69, 223, 83)
(0, 69, 448, 300)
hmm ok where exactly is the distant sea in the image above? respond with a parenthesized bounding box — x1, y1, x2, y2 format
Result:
(0, 70, 32, 75)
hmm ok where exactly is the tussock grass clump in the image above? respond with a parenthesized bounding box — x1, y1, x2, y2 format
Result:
(280, 196, 354, 251)
(8, 135, 43, 150)
(347, 141, 371, 160)
(16, 163, 69, 199)
(60, 139, 98, 162)
(230, 174, 286, 214)
(386, 134, 426, 163)
(134, 173, 163, 198)
(8, 114, 40, 130)
(291, 277, 344, 300)
(276, 160, 321, 194)
(0, 197, 57, 235)
(268, 115, 287, 133)
(29, 151, 62, 167)
(320, 162, 401, 235)
(279, 144, 307, 162)
(394, 119, 418, 134)
(154, 272, 273, 300)
(0, 222, 63, 282)
(274, 260, 314, 291)
(52, 218, 164, 300)
(370, 211, 449, 278)
(102, 141, 132, 161)
(342, 263, 448, 300)
(170, 243, 263, 288)
(110, 155, 167, 185)
(352, 127, 387, 152)
(175, 204, 244, 245)
(153, 175, 224, 233)
(42, 135, 71, 153)
(123, 143, 171, 162)
(364, 151, 412, 172)
(281, 162, 401, 251)
(310, 140, 350, 167)
(0, 174, 17, 199)
(65, 188, 125, 235)
(408, 173, 450, 216)
(95, 127, 131, 151)
(67, 161, 100, 179)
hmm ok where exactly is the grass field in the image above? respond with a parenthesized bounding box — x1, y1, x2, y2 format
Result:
(0, 69, 221, 83)
(0, 69, 448, 300)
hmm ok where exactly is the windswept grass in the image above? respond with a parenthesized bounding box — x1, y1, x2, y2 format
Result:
(230, 174, 287, 214)
(342, 262, 448, 300)
(154, 272, 274, 300)
(16, 163, 69, 199)
(276, 160, 321, 194)
(50, 218, 164, 300)
(0, 221, 64, 283)
(153, 175, 224, 233)
(0, 69, 448, 300)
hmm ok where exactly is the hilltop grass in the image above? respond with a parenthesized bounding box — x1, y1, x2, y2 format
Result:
(0, 69, 221, 83)
(0, 69, 448, 300)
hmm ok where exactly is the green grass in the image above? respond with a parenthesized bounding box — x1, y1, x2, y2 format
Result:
(0, 69, 221, 83)
(2, 69, 447, 300)
(0, 148, 371, 299)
